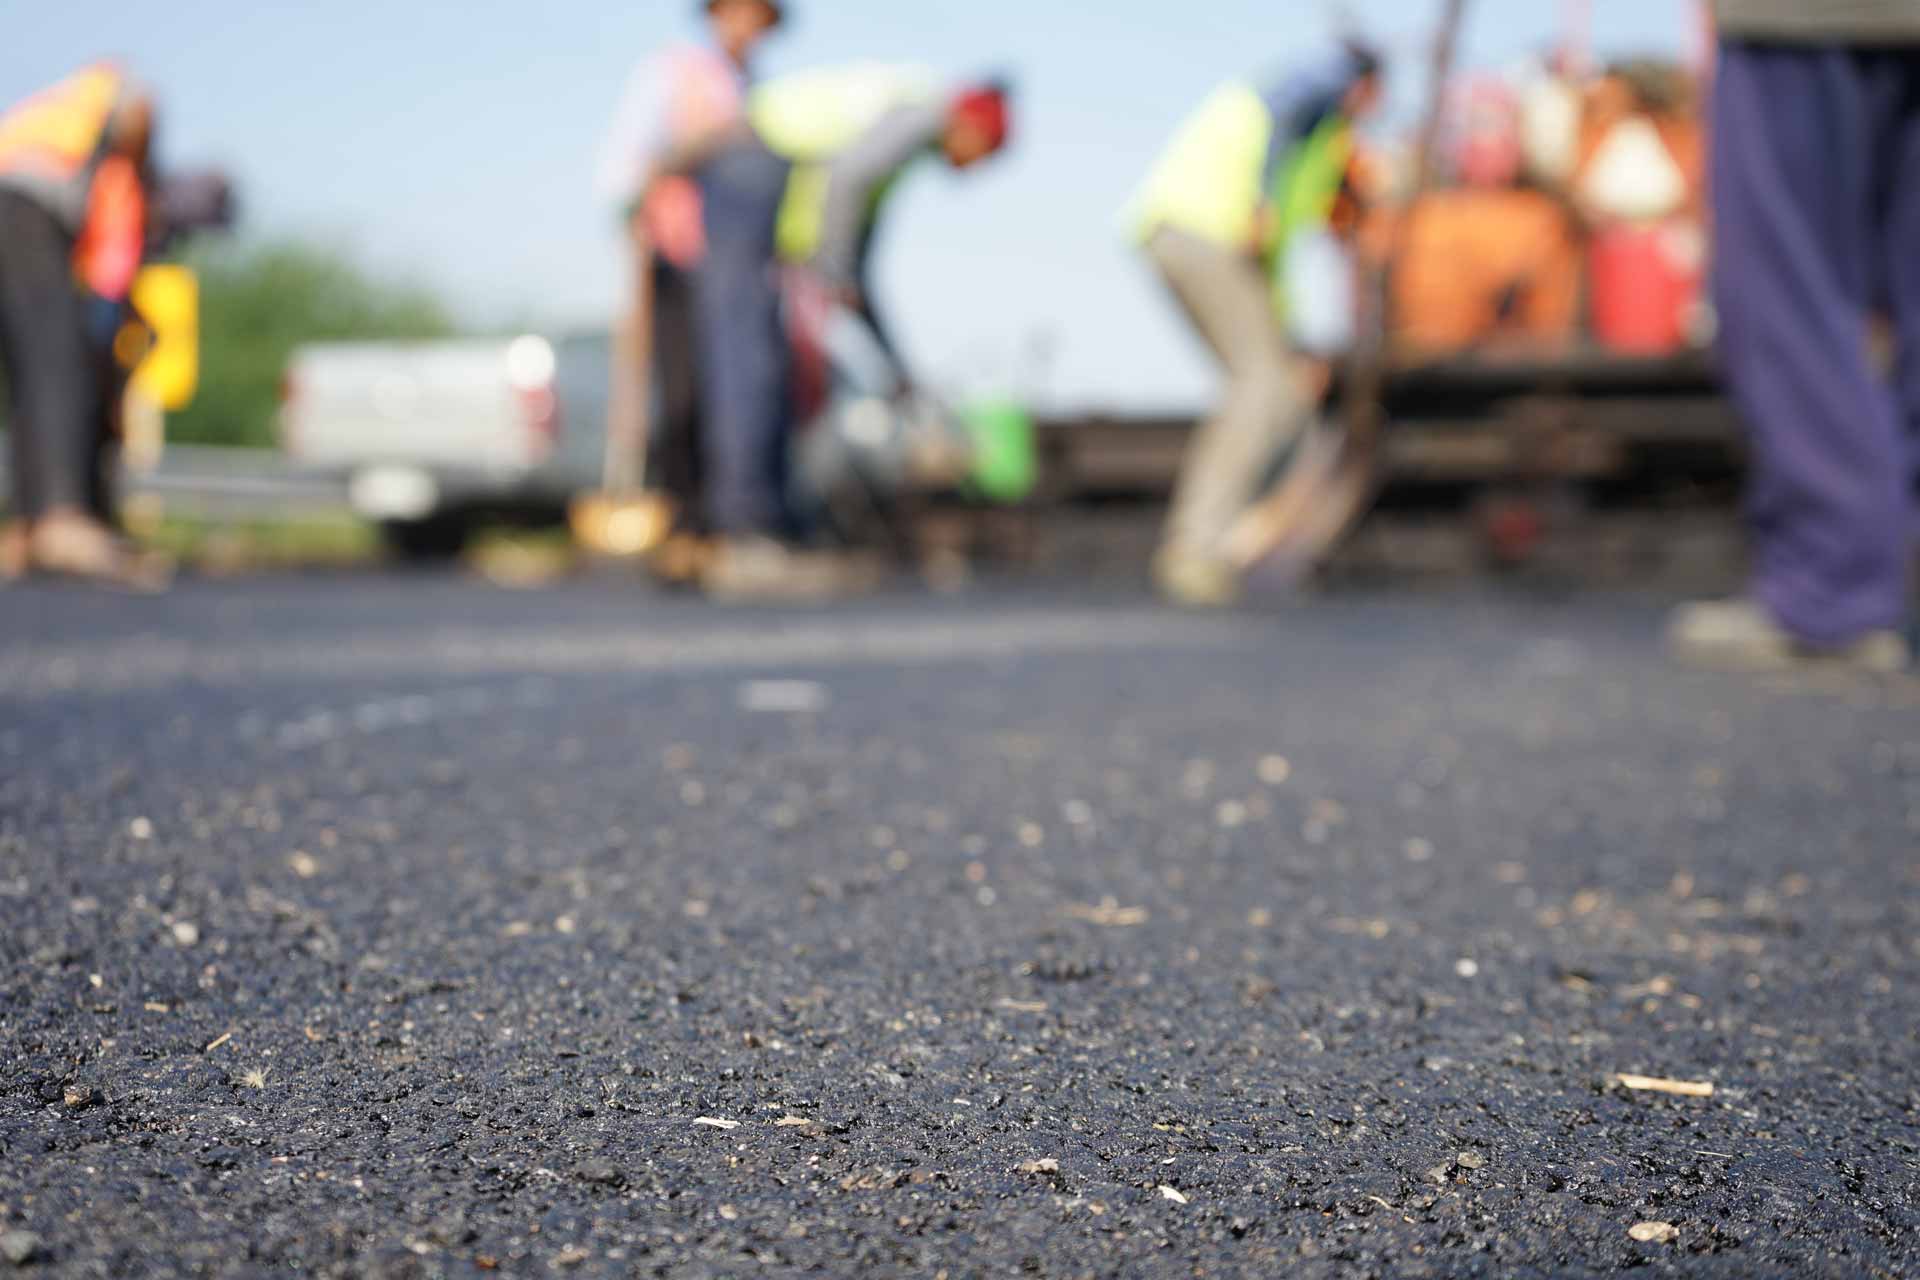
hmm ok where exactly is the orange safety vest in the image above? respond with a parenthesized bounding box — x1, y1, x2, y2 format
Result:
(74, 154, 148, 301)
(0, 64, 147, 301)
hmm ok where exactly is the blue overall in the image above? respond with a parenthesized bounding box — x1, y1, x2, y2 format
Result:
(1713, 41, 1920, 644)
(696, 140, 797, 539)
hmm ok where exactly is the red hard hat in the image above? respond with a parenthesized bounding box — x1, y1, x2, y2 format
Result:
(950, 83, 1012, 152)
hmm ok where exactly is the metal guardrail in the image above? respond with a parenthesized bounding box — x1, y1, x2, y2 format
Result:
(4, 391, 1744, 526)
(0, 445, 350, 520)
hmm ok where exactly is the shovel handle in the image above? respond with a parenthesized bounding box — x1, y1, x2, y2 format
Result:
(604, 231, 657, 496)
(1346, 0, 1472, 465)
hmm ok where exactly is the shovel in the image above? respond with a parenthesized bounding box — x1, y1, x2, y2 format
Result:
(571, 241, 675, 559)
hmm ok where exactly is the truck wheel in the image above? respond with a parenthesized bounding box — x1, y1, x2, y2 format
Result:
(381, 516, 470, 562)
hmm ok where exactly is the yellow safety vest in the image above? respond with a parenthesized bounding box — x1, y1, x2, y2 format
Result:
(750, 65, 936, 264)
(0, 64, 126, 187)
(1132, 82, 1277, 252)
(1132, 81, 1353, 317)
(1267, 117, 1352, 317)
(1133, 82, 1352, 251)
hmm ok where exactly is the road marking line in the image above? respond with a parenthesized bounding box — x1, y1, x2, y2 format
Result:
(3, 611, 1253, 697)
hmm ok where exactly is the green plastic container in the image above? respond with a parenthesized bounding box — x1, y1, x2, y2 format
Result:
(957, 398, 1038, 505)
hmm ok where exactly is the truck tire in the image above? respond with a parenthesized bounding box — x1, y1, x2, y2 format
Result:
(380, 515, 471, 562)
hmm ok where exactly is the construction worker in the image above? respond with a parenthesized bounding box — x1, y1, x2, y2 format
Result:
(753, 66, 1013, 388)
(0, 63, 163, 586)
(1668, 3, 1918, 672)
(1131, 41, 1383, 606)
(691, 65, 1013, 599)
(598, 0, 787, 555)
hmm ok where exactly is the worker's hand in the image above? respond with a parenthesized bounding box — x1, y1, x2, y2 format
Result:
(1299, 358, 1335, 404)
(831, 282, 865, 313)
(1248, 204, 1279, 258)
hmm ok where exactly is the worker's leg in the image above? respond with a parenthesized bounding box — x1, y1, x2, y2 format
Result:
(696, 142, 795, 540)
(0, 209, 35, 521)
(1714, 44, 1910, 645)
(652, 259, 708, 532)
(0, 191, 100, 522)
(85, 328, 124, 526)
(1146, 228, 1312, 561)
(1881, 55, 1920, 559)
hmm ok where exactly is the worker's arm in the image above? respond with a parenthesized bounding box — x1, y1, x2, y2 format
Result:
(856, 292, 909, 390)
(596, 54, 681, 212)
(813, 100, 945, 294)
(651, 119, 758, 179)
(848, 224, 913, 392)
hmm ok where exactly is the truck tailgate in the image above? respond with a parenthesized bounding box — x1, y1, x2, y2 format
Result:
(282, 340, 553, 474)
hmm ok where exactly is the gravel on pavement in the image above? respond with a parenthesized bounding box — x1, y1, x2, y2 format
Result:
(2, 575, 1917, 1278)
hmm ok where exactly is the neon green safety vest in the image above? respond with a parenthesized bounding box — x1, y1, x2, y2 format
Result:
(1131, 81, 1352, 316)
(1266, 116, 1351, 316)
(749, 64, 937, 264)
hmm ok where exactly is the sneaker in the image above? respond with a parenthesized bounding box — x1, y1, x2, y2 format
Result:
(700, 536, 884, 604)
(29, 511, 172, 592)
(1153, 548, 1240, 608)
(646, 531, 714, 589)
(1668, 599, 1909, 673)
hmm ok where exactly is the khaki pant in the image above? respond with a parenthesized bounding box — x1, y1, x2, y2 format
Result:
(1146, 227, 1314, 559)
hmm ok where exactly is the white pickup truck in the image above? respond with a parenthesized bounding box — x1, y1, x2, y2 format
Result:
(280, 333, 610, 556)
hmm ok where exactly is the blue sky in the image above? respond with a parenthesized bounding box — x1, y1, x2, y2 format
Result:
(5, 1, 1693, 408)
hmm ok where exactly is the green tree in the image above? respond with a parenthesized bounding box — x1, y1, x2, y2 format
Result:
(167, 242, 457, 448)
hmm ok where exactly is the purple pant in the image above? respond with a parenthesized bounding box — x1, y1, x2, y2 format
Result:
(1714, 42, 1920, 645)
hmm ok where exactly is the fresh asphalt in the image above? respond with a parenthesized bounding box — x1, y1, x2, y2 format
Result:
(2, 573, 1916, 1278)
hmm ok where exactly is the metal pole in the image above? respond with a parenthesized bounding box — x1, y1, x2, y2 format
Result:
(1562, 0, 1593, 75)
(1347, 0, 1472, 467)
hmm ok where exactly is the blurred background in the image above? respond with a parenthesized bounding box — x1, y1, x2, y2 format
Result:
(4, 0, 1695, 428)
(3, 0, 1749, 591)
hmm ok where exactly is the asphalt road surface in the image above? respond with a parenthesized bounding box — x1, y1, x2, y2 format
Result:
(3, 574, 1917, 1278)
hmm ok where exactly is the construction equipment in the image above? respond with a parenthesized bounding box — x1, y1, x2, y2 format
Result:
(1224, 0, 1737, 578)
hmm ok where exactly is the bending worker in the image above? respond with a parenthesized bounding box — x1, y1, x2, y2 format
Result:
(1131, 41, 1383, 606)
(686, 64, 1012, 600)
(0, 63, 161, 586)
(752, 65, 1014, 390)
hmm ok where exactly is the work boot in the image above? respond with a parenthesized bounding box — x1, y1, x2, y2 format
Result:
(29, 509, 172, 592)
(646, 530, 715, 590)
(1153, 548, 1240, 608)
(700, 535, 884, 604)
(1668, 599, 1909, 674)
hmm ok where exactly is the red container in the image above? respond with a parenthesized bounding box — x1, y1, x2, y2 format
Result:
(1589, 223, 1704, 355)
